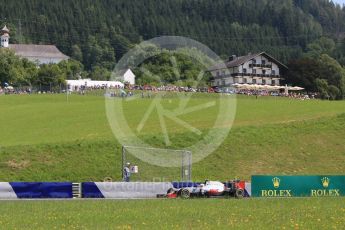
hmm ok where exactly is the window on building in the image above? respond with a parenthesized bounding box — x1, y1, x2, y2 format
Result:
(252, 59, 256, 64)
(216, 71, 220, 77)
(272, 80, 276, 85)
(222, 70, 226, 76)
(243, 78, 247, 83)
(272, 70, 276, 75)
(262, 70, 266, 75)
(262, 60, 266, 65)
(243, 68, 247, 73)
(262, 79, 266, 85)
(252, 69, 256, 74)
(253, 79, 257, 84)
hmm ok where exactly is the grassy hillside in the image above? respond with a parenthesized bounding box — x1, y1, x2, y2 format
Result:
(1, 94, 345, 146)
(0, 93, 345, 181)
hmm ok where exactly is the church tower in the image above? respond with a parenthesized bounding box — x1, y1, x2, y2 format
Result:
(1, 25, 10, 48)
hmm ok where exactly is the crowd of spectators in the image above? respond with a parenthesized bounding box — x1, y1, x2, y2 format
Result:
(236, 89, 316, 99)
(0, 87, 32, 95)
(70, 84, 124, 92)
(0, 84, 317, 100)
(126, 85, 200, 92)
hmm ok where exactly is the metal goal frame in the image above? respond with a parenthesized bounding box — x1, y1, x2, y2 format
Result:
(121, 145, 192, 181)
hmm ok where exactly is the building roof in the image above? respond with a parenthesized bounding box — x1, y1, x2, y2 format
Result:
(117, 68, 136, 76)
(9, 44, 69, 60)
(117, 68, 130, 76)
(1, 25, 9, 34)
(209, 52, 288, 71)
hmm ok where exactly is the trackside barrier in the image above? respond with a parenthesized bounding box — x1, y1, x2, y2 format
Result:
(0, 182, 73, 199)
(0, 182, 17, 199)
(72, 183, 81, 198)
(245, 182, 252, 197)
(252, 175, 345, 197)
(0, 181, 251, 199)
(82, 182, 173, 198)
(82, 182, 252, 198)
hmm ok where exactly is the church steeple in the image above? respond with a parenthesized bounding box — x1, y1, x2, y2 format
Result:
(1, 25, 10, 48)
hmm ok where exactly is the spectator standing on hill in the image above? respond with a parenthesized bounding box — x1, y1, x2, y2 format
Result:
(123, 162, 131, 182)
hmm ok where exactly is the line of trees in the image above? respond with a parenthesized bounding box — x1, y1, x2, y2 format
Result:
(132, 46, 213, 88)
(0, 49, 84, 91)
(286, 37, 345, 99)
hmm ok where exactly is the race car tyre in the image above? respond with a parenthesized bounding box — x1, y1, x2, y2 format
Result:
(235, 189, 244, 199)
(179, 188, 191, 199)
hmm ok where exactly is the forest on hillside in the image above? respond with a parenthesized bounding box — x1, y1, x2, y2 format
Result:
(1, 0, 345, 70)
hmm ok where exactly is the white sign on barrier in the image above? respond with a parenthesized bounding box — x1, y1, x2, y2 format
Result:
(130, 166, 139, 174)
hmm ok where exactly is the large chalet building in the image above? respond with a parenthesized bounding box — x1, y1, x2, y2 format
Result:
(209, 52, 287, 87)
(1, 25, 69, 64)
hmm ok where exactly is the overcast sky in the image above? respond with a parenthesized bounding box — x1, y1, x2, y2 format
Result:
(333, 0, 345, 5)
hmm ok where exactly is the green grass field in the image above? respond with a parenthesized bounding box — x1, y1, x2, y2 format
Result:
(0, 93, 344, 181)
(0, 198, 344, 229)
(1, 93, 345, 229)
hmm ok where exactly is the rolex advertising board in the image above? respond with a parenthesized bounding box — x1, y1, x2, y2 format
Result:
(251, 175, 345, 197)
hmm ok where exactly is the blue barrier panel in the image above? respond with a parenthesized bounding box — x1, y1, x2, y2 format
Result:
(81, 182, 104, 198)
(9, 182, 73, 198)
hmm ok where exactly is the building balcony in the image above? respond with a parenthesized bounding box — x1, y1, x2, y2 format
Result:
(249, 64, 272, 69)
(213, 73, 281, 81)
(230, 73, 280, 78)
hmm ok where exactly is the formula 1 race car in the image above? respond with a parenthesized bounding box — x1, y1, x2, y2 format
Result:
(166, 179, 246, 199)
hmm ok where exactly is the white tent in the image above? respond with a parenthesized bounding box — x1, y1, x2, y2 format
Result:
(284, 85, 305, 95)
(233, 83, 283, 91)
(289, 86, 305, 91)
